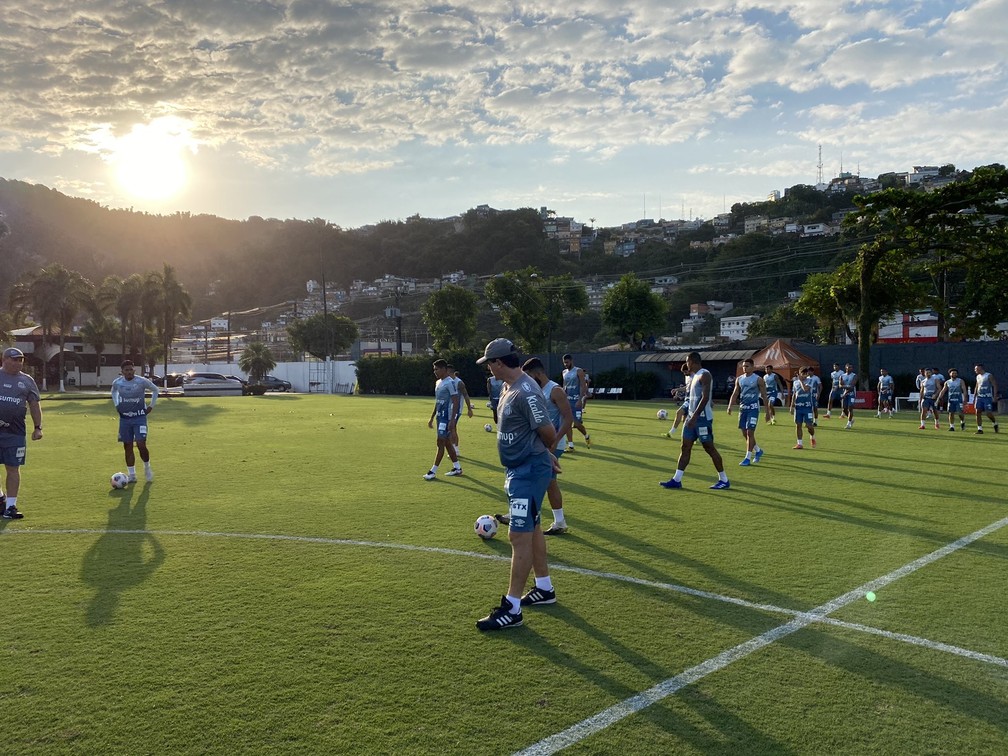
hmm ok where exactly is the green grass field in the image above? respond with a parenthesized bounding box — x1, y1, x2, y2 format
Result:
(2, 393, 1007, 754)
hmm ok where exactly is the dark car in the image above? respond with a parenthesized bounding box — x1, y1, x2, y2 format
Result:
(151, 373, 186, 388)
(257, 375, 292, 392)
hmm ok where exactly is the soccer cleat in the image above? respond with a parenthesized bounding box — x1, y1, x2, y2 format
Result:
(975, 428, 984, 434)
(960, 420, 965, 430)
(145, 468, 154, 482)
(521, 587, 557, 606)
(934, 422, 940, 430)
(995, 424, 1000, 434)
(476, 596, 523, 631)
(128, 474, 137, 483)
(810, 437, 817, 448)
(770, 418, 776, 425)
(824, 411, 831, 419)
(3, 505, 24, 520)
(543, 523, 568, 535)
(566, 444, 575, 452)
(845, 421, 853, 429)
(949, 426, 955, 431)
(494, 513, 511, 525)
(739, 458, 752, 466)
(919, 424, 925, 430)
(813, 420, 818, 426)
(793, 443, 803, 449)
(584, 435, 591, 448)
(422, 470, 437, 480)
(709, 480, 731, 490)
(753, 448, 764, 463)
(446, 468, 463, 477)
(659, 478, 683, 489)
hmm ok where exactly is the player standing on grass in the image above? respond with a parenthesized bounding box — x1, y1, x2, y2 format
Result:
(918, 367, 943, 430)
(825, 363, 844, 419)
(726, 358, 769, 466)
(973, 364, 999, 434)
(475, 339, 559, 632)
(665, 363, 691, 437)
(790, 367, 817, 449)
(424, 359, 462, 479)
(660, 351, 730, 490)
(807, 367, 822, 425)
(487, 374, 504, 425)
(935, 368, 967, 431)
(840, 363, 858, 429)
(111, 360, 158, 483)
(562, 354, 591, 451)
(762, 365, 784, 425)
(446, 366, 473, 455)
(877, 368, 895, 418)
(0, 347, 43, 520)
(494, 358, 573, 535)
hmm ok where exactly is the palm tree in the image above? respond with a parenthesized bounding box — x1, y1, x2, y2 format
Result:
(79, 314, 119, 388)
(238, 342, 276, 385)
(152, 264, 191, 378)
(114, 274, 146, 361)
(10, 264, 93, 391)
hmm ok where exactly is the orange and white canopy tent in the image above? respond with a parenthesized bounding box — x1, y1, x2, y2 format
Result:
(739, 339, 819, 381)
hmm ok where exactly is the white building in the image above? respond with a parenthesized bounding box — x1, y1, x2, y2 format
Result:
(720, 314, 760, 341)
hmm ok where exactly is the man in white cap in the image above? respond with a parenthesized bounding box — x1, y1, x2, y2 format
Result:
(474, 339, 560, 631)
(0, 347, 43, 519)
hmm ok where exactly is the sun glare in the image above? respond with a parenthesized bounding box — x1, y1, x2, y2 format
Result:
(110, 117, 197, 202)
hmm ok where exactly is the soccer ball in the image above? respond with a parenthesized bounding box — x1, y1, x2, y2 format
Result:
(657, 409, 668, 420)
(484, 423, 493, 432)
(110, 472, 129, 489)
(474, 514, 498, 539)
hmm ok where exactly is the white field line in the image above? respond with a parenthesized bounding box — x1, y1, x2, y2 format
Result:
(516, 513, 1008, 756)
(5, 525, 1007, 677)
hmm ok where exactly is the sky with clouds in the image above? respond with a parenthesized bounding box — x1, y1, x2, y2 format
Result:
(2, 1, 1006, 229)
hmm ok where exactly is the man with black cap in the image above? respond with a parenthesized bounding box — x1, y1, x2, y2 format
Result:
(0, 347, 43, 519)
(475, 338, 560, 631)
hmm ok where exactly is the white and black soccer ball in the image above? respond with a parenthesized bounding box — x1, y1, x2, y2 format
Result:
(657, 409, 668, 420)
(484, 423, 493, 432)
(110, 472, 129, 489)
(474, 514, 498, 539)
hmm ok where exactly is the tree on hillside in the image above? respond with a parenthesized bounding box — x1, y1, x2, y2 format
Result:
(484, 268, 588, 353)
(287, 313, 359, 359)
(601, 273, 666, 349)
(239, 342, 277, 384)
(420, 284, 478, 351)
(747, 304, 818, 341)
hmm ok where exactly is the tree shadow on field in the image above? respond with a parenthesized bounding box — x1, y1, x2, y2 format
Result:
(561, 480, 680, 522)
(742, 482, 1008, 562)
(492, 608, 795, 755)
(80, 483, 165, 627)
(782, 625, 1008, 731)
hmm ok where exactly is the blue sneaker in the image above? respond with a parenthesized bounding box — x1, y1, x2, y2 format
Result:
(739, 458, 752, 466)
(710, 480, 731, 490)
(659, 478, 683, 489)
(754, 448, 764, 463)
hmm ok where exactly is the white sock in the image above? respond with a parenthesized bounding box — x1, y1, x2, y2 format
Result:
(673, 469, 684, 482)
(6, 496, 16, 508)
(718, 471, 728, 482)
(453, 461, 461, 470)
(534, 576, 554, 592)
(506, 595, 521, 613)
(430, 464, 439, 473)
(552, 507, 565, 525)
(795, 440, 803, 447)
(144, 461, 152, 470)
(127, 466, 136, 477)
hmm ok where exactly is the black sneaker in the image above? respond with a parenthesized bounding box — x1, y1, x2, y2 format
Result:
(476, 596, 523, 631)
(543, 523, 568, 535)
(995, 424, 1000, 434)
(494, 513, 510, 525)
(446, 467, 463, 477)
(520, 587, 557, 606)
(3, 505, 24, 520)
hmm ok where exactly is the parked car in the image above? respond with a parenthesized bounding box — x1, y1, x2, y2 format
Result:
(151, 373, 186, 388)
(256, 375, 293, 392)
(181, 372, 244, 397)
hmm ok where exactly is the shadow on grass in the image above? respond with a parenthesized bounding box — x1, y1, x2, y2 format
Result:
(741, 481, 1008, 561)
(80, 482, 165, 627)
(484, 602, 796, 754)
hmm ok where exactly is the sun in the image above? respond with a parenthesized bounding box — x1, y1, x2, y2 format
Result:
(110, 117, 196, 202)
